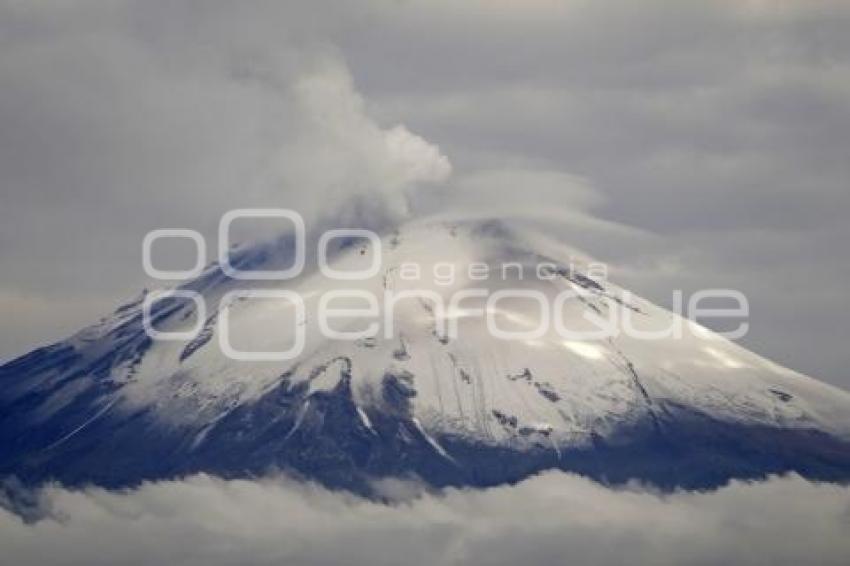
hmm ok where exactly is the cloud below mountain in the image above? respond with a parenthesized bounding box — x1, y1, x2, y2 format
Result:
(2, 472, 848, 566)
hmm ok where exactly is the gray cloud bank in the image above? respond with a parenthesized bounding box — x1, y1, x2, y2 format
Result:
(1, 472, 848, 566)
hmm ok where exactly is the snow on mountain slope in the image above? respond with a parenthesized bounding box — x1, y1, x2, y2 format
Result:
(1, 217, 849, 490)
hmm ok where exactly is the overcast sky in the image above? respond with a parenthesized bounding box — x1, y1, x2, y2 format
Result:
(1, 0, 848, 390)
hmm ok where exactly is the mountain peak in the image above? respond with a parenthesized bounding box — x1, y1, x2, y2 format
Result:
(2, 218, 849, 492)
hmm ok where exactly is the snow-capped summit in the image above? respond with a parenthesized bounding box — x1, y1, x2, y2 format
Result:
(1, 217, 849, 492)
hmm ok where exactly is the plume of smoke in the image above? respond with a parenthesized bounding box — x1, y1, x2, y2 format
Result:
(271, 57, 452, 229)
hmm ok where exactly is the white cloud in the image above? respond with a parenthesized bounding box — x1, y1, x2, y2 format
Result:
(384, 125, 452, 186)
(1, 472, 848, 566)
(455, 169, 600, 212)
(279, 60, 452, 220)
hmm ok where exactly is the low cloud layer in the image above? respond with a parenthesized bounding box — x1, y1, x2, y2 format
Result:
(1, 472, 848, 566)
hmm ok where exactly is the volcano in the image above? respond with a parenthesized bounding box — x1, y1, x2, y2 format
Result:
(2, 217, 848, 493)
